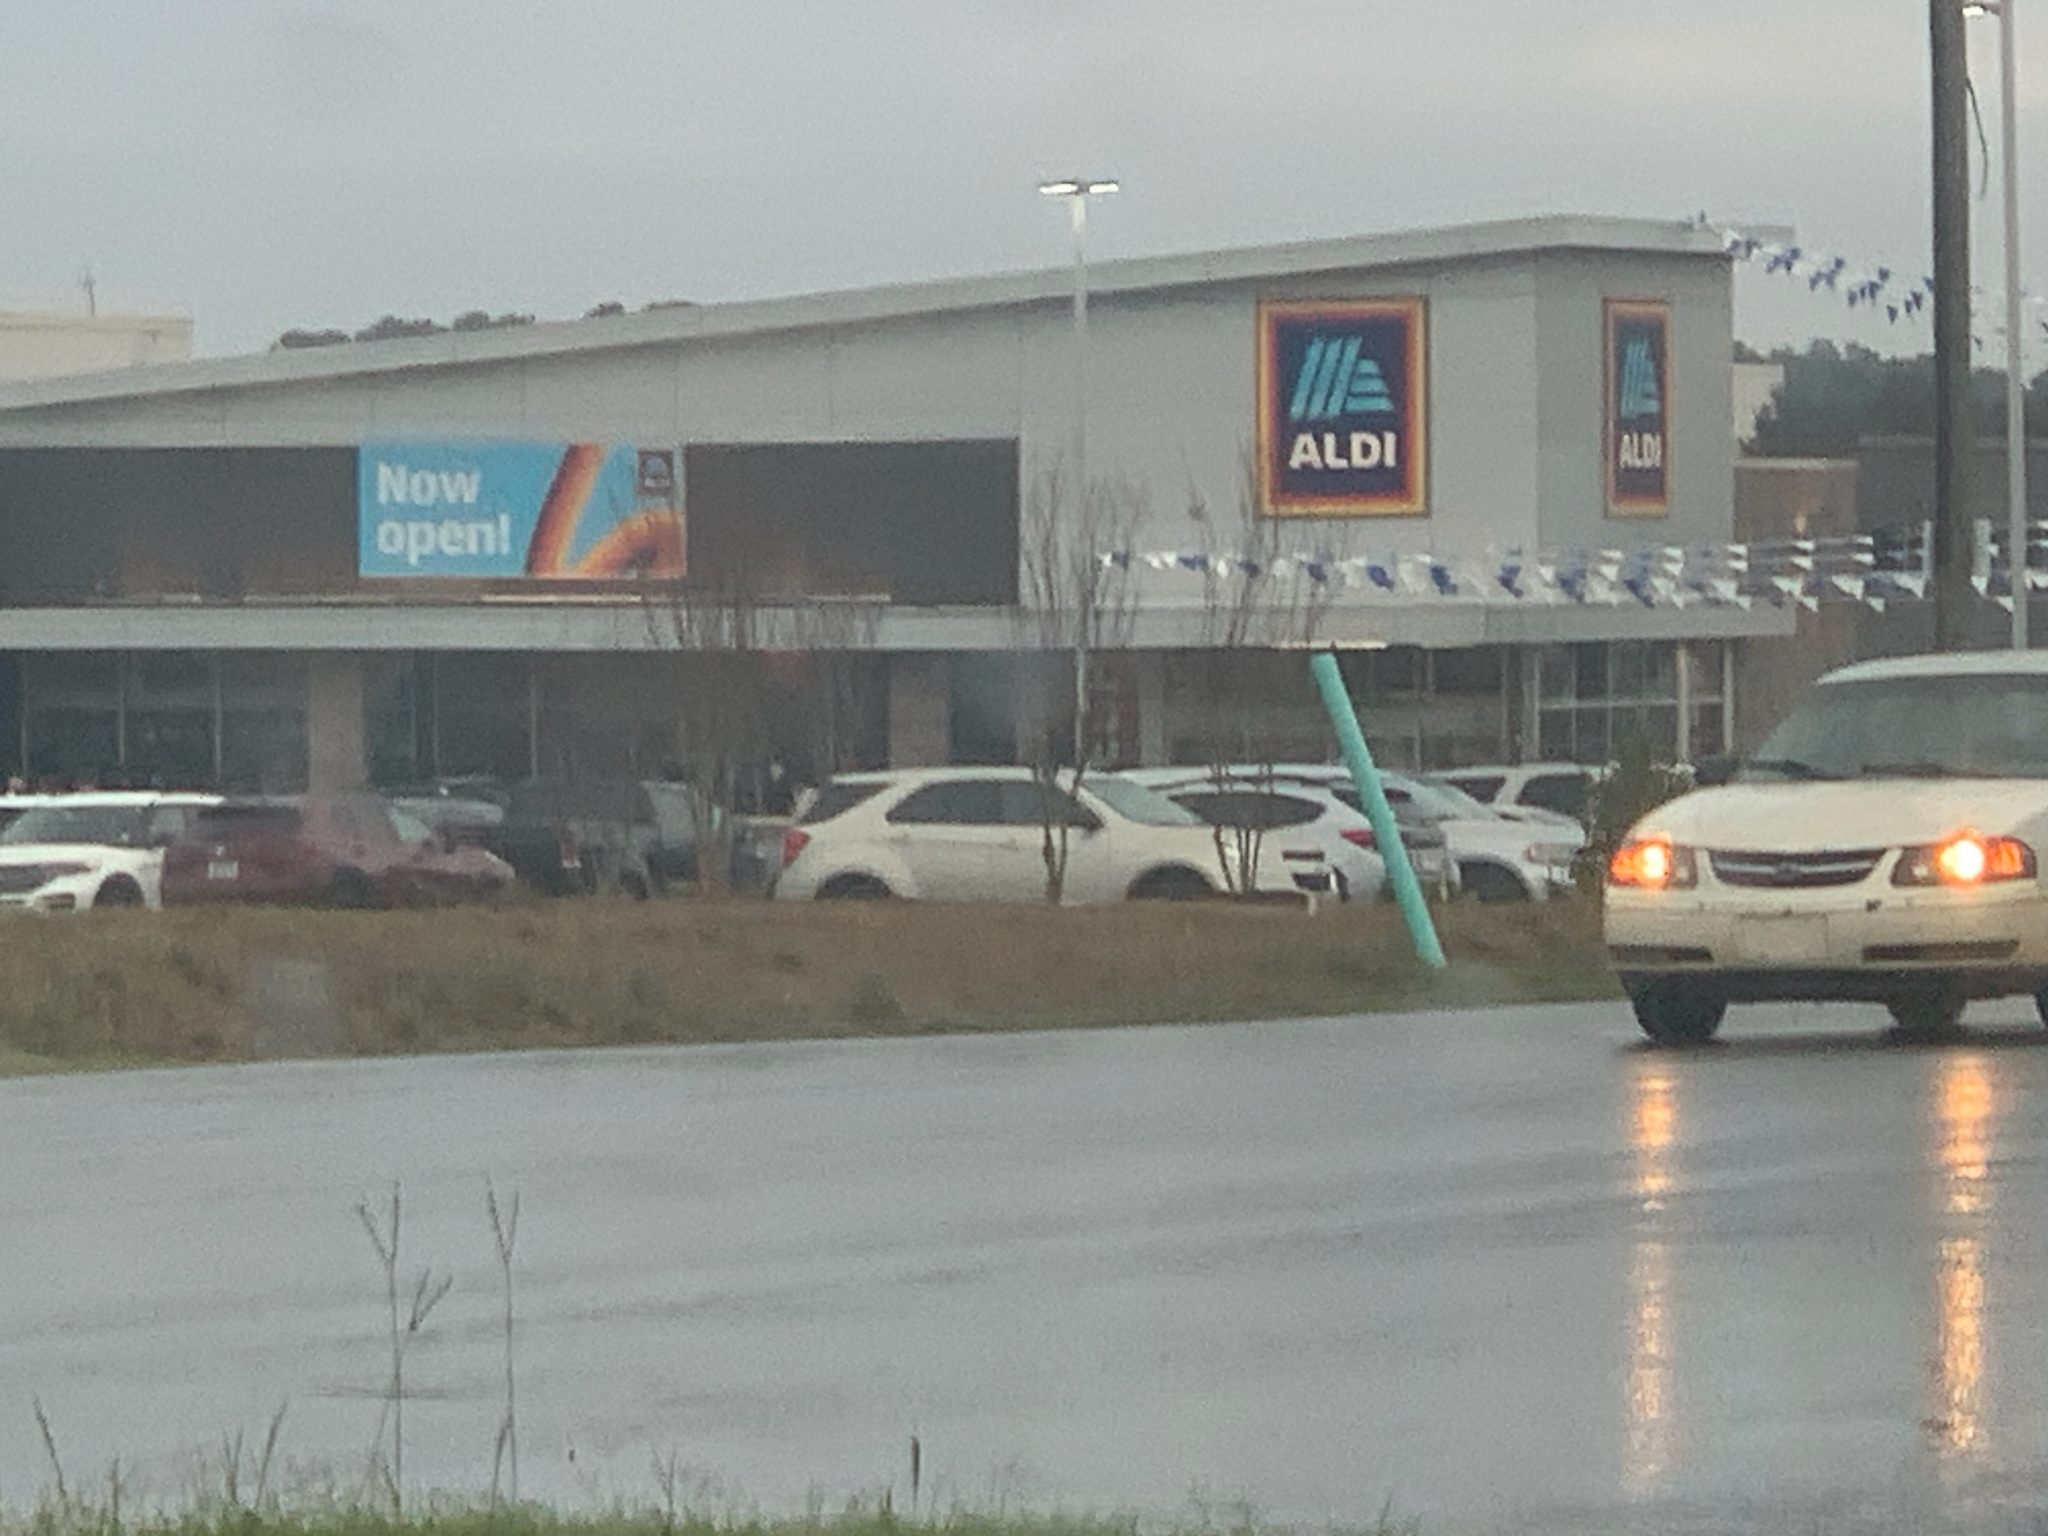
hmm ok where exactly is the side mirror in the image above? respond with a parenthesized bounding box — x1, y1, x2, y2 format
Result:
(1692, 754, 1738, 789)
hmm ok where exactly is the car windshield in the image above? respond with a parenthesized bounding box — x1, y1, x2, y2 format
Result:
(1743, 672, 2048, 781)
(0, 805, 149, 847)
(1387, 776, 1495, 820)
(1411, 777, 1498, 818)
(1086, 776, 1205, 827)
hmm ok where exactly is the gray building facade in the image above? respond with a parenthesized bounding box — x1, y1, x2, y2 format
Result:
(0, 215, 1783, 792)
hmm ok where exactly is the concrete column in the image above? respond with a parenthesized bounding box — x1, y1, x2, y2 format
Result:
(1520, 647, 1543, 762)
(886, 653, 950, 767)
(1674, 642, 1693, 765)
(307, 653, 368, 792)
(1721, 641, 1737, 755)
(1134, 651, 1168, 765)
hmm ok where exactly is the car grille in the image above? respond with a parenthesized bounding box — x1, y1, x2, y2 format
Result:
(1708, 848, 1886, 888)
(0, 866, 52, 894)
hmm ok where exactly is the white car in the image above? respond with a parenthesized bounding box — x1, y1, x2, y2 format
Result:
(1260, 763, 1574, 900)
(0, 792, 220, 911)
(1378, 771, 1584, 901)
(1606, 650, 2048, 1044)
(776, 768, 1240, 903)
(1433, 763, 1600, 829)
(1119, 769, 1388, 901)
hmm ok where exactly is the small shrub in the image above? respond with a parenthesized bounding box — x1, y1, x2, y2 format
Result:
(844, 973, 905, 1029)
(1574, 731, 1694, 892)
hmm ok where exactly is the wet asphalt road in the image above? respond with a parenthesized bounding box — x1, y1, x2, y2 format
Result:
(5, 1001, 2048, 1533)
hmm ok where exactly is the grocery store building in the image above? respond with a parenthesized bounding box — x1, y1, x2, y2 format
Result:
(0, 214, 1787, 792)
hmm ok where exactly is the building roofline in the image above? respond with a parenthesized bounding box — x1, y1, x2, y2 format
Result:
(0, 214, 1726, 415)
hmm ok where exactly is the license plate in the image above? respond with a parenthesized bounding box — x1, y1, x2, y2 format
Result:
(206, 860, 239, 881)
(1734, 913, 1827, 964)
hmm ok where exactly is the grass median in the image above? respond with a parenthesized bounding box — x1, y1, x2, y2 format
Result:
(0, 896, 1618, 1075)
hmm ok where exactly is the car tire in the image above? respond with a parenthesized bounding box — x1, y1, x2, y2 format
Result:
(1461, 861, 1531, 903)
(327, 869, 375, 910)
(818, 874, 894, 900)
(1626, 980, 1726, 1046)
(1888, 990, 1967, 1041)
(1128, 867, 1214, 901)
(94, 877, 144, 909)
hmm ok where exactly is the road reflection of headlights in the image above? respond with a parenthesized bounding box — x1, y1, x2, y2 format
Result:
(1931, 1056, 1993, 1462)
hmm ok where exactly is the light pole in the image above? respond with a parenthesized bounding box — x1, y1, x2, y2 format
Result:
(1037, 176, 1119, 756)
(1968, 0, 2029, 646)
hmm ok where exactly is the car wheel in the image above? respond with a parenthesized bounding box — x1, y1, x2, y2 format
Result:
(94, 877, 144, 909)
(1461, 861, 1531, 903)
(1626, 979, 1726, 1045)
(327, 869, 375, 910)
(1128, 867, 1214, 901)
(1888, 989, 1967, 1041)
(818, 874, 894, 900)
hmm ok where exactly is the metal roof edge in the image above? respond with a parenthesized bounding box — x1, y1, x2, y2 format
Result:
(0, 214, 1725, 416)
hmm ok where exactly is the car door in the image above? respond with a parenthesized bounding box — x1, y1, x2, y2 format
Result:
(332, 796, 416, 901)
(882, 780, 1030, 900)
(388, 805, 465, 902)
(999, 779, 1111, 901)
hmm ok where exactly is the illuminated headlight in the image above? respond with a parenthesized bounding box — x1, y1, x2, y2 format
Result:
(1608, 837, 1697, 890)
(1893, 832, 2036, 887)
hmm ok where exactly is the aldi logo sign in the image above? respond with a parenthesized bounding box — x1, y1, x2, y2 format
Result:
(1606, 300, 1671, 514)
(1258, 298, 1427, 517)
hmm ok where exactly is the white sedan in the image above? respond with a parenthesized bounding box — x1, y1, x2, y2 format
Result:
(776, 768, 1240, 903)
(1606, 651, 2048, 1043)
(0, 792, 220, 911)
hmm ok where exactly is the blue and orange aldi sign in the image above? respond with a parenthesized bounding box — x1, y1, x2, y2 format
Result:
(1257, 298, 1427, 517)
(1606, 299, 1671, 515)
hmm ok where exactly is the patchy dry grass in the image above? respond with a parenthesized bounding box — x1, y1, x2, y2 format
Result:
(2, 1509, 1416, 1536)
(0, 897, 1617, 1074)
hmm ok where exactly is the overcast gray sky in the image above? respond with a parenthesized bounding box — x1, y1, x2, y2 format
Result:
(0, 1, 2037, 357)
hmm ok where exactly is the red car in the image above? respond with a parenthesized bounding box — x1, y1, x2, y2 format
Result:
(163, 794, 514, 907)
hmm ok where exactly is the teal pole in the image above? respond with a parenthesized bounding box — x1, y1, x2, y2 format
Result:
(1309, 650, 1448, 969)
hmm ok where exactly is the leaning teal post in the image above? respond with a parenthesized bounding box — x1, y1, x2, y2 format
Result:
(1309, 650, 1448, 969)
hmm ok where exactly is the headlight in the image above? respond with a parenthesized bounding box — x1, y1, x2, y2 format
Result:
(1526, 842, 1580, 865)
(1608, 837, 1697, 890)
(35, 863, 93, 883)
(1893, 832, 2036, 887)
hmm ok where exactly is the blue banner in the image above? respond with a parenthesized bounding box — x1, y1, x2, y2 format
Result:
(358, 440, 683, 579)
(1606, 301, 1670, 515)
(1257, 298, 1427, 517)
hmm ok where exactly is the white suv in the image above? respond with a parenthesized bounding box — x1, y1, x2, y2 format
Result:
(0, 792, 220, 911)
(777, 768, 1234, 903)
(1119, 769, 1387, 901)
(1606, 651, 2048, 1042)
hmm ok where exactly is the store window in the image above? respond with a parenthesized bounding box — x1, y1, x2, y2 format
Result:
(1534, 641, 1722, 766)
(127, 652, 214, 788)
(432, 655, 531, 781)
(220, 654, 307, 792)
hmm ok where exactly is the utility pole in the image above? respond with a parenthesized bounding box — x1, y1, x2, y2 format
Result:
(1996, 0, 2028, 646)
(1932, 0, 1977, 650)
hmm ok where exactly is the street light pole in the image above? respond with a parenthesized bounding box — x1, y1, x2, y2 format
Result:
(1964, 0, 2029, 646)
(1038, 177, 1119, 757)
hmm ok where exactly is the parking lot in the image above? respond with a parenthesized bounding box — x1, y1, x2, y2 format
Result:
(4, 998, 2047, 1534)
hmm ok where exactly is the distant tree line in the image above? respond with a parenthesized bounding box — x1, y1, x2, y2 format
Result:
(1741, 338, 2048, 456)
(272, 298, 694, 351)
